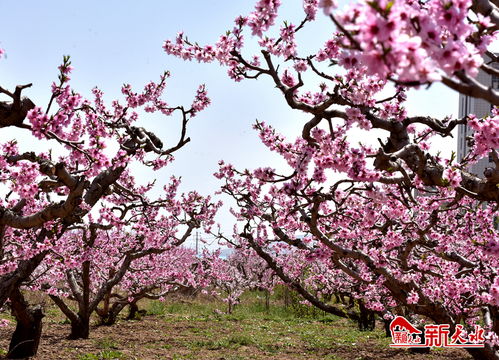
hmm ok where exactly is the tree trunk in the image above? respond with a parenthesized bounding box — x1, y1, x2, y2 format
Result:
(466, 346, 499, 360)
(383, 318, 391, 337)
(69, 316, 90, 339)
(99, 312, 118, 326)
(264, 290, 270, 311)
(339, 293, 346, 305)
(99, 301, 127, 326)
(334, 294, 340, 304)
(357, 300, 375, 331)
(7, 289, 44, 359)
(347, 296, 355, 309)
(127, 302, 139, 320)
(97, 283, 112, 324)
(49, 295, 91, 340)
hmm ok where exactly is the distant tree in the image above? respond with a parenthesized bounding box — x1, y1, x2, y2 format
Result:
(95, 247, 201, 326)
(200, 248, 276, 314)
(31, 181, 217, 339)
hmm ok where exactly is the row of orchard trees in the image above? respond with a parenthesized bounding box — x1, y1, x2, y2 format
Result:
(0, 55, 220, 357)
(0, 39, 279, 359)
(1, 0, 499, 359)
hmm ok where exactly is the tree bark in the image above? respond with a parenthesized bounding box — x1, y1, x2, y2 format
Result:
(69, 316, 90, 340)
(7, 289, 44, 359)
(466, 346, 499, 360)
(98, 311, 118, 326)
(98, 302, 125, 326)
(127, 302, 140, 320)
(358, 300, 375, 331)
(383, 318, 391, 337)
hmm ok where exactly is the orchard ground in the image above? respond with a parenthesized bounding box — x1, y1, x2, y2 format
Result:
(0, 291, 472, 360)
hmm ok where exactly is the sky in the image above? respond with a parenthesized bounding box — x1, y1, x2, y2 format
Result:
(0, 1, 458, 250)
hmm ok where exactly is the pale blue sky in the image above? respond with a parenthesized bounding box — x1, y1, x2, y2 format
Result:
(0, 1, 457, 247)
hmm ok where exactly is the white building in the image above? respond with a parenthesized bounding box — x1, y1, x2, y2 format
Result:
(457, 60, 499, 176)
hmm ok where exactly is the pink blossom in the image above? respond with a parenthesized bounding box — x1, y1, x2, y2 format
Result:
(303, 0, 319, 20)
(319, 0, 337, 15)
(281, 69, 296, 87)
(294, 60, 308, 72)
(407, 290, 419, 304)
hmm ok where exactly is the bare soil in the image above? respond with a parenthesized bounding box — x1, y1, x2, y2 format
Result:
(0, 314, 473, 360)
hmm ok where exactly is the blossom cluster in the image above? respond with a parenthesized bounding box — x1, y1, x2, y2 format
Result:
(338, 0, 489, 82)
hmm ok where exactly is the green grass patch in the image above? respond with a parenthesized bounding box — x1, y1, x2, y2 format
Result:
(94, 337, 119, 350)
(146, 301, 167, 316)
(78, 350, 126, 360)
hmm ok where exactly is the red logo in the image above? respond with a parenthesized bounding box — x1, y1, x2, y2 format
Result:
(389, 316, 485, 348)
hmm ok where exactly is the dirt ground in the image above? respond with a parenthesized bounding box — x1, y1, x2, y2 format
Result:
(0, 314, 473, 360)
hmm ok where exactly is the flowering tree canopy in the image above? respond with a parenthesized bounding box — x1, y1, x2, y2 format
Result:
(0, 55, 213, 356)
(29, 178, 218, 339)
(165, 1, 499, 359)
(200, 247, 277, 313)
(165, 0, 499, 201)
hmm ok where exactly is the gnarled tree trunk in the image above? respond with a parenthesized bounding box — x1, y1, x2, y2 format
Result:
(466, 346, 499, 360)
(49, 294, 91, 340)
(127, 301, 142, 320)
(357, 300, 375, 331)
(7, 289, 44, 359)
(69, 316, 90, 339)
